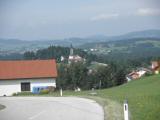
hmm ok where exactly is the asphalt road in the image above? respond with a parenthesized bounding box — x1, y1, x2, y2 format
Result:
(0, 97, 104, 120)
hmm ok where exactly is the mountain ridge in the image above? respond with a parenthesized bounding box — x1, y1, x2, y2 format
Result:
(0, 29, 160, 54)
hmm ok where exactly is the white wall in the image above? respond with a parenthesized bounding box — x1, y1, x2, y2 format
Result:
(0, 78, 56, 96)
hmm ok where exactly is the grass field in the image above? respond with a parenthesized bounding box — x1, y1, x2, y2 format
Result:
(15, 74, 160, 120)
(97, 75, 160, 120)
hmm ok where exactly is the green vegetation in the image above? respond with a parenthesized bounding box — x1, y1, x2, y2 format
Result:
(57, 62, 127, 90)
(12, 92, 33, 96)
(80, 38, 160, 61)
(97, 75, 160, 120)
(24, 45, 96, 63)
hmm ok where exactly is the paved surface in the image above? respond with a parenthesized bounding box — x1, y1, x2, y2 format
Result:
(0, 97, 104, 120)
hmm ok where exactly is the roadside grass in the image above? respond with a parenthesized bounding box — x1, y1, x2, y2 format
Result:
(14, 74, 160, 120)
(96, 74, 160, 120)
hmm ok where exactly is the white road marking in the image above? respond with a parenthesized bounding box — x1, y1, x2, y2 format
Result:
(28, 110, 46, 120)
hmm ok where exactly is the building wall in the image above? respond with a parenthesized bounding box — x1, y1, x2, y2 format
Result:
(0, 78, 56, 96)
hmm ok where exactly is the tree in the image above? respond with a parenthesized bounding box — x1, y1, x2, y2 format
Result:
(24, 51, 36, 60)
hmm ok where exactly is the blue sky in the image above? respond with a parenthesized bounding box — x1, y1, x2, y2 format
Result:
(0, 0, 160, 40)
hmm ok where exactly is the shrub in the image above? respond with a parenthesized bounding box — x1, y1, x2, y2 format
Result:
(40, 89, 49, 94)
(12, 93, 17, 96)
(13, 92, 33, 96)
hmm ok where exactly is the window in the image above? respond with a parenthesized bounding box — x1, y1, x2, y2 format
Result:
(21, 82, 30, 91)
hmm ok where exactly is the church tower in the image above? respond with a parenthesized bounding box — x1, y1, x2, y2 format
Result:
(70, 44, 74, 56)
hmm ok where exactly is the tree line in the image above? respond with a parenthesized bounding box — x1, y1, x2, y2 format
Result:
(24, 46, 97, 63)
(57, 62, 127, 90)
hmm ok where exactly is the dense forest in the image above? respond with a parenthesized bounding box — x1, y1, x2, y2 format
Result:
(57, 62, 127, 90)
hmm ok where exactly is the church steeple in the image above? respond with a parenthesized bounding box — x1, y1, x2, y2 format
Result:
(70, 44, 73, 56)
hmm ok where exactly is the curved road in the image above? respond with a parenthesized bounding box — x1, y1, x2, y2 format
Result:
(0, 97, 104, 120)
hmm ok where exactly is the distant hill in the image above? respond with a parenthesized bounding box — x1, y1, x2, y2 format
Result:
(79, 38, 160, 60)
(106, 29, 160, 41)
(0, 29, 160, 55)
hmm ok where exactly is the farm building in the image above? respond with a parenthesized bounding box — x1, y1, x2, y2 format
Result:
(126, 68, 152, 82)
(0, 59, 57, 96)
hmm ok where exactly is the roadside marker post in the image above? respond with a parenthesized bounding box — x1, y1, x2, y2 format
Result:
(60, 88, 63, 97)
(124, 99, 129, 120)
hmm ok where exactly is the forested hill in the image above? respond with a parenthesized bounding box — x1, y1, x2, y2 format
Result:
(1, 29, 160, 54)
(24, 46, 96, 63)
(79, 38, 160, 61)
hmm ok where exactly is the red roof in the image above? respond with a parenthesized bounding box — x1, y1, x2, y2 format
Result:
(0, 59, 57, 80)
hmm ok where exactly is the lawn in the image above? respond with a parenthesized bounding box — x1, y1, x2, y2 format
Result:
(96, 74, 160, 120)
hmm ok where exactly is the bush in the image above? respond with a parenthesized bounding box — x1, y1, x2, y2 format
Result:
(40, 89, 49, 94)
(12, 93, 17, 96)
(13, 92, 33, 96)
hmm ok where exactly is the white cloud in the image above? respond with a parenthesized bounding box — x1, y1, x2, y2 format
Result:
(91, 13, 119, 21)
(136, 8, 160, 16)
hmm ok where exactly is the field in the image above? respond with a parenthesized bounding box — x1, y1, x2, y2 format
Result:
(15, 75, 160, 120)
(96, 75, 160, 120)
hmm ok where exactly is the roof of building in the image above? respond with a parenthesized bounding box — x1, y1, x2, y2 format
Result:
(128, 71, 139, 76)
(0, 59, 57, 80)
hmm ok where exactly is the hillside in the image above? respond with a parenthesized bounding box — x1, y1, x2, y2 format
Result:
(96, 75, 160, 120)
(1, 29, 160, 55)
(79, 38, 160, 60)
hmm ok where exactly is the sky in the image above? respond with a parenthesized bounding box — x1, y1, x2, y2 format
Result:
(0, 0, 160, 40)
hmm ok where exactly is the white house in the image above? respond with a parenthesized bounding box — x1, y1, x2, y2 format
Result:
(0, 59, 57, 96)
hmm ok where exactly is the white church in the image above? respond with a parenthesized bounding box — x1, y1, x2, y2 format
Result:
(68, 44, 86, 64)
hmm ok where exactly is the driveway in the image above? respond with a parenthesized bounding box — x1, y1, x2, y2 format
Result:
(0, 97, 104, 120)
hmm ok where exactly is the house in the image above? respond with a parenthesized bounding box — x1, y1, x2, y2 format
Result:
(126, 68, 151, 82)
(126, 71, 140, 82)
(151, 61, 160, 74)
(68, 44, 85, 64)
(0, 59, 57, 96)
